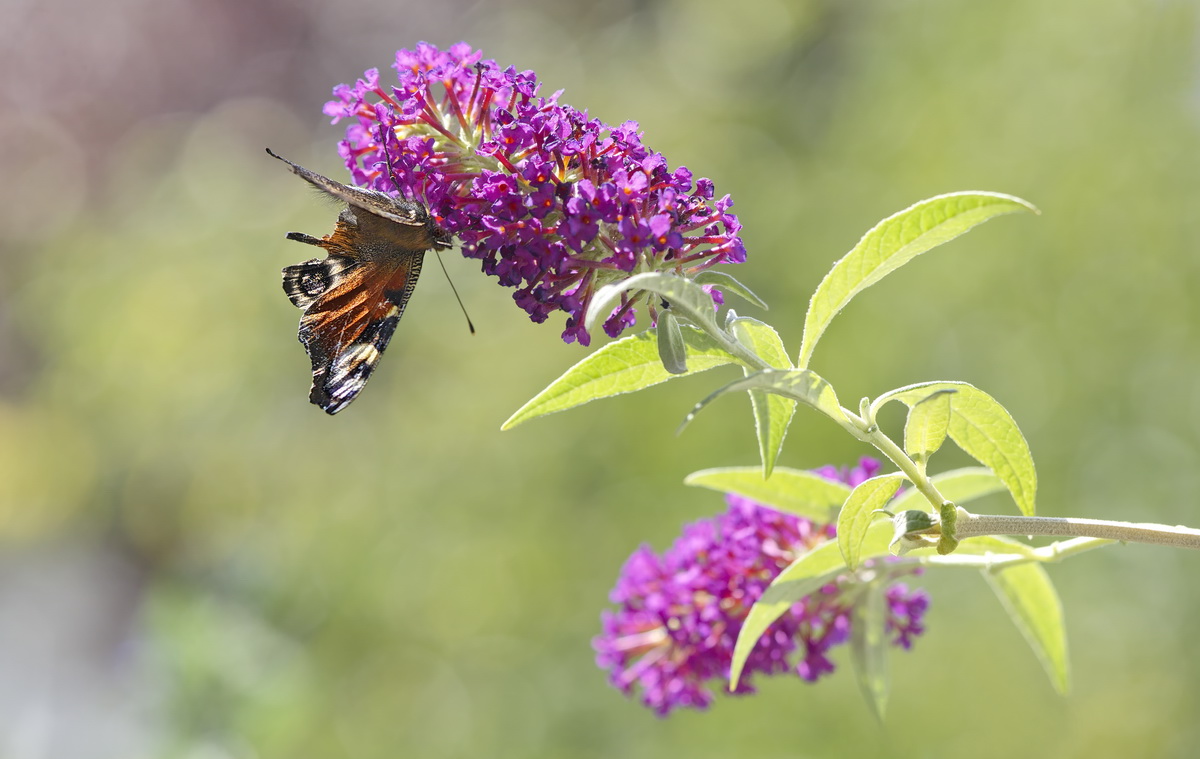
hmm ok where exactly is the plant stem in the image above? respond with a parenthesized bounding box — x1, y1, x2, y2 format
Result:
(712, 325, 775, 372)
(956, 510, 1200, 550)
(915, 536, 1114, 570)
(839, 416, 963, 553)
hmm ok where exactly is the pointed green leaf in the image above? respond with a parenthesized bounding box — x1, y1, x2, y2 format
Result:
(694, 270, 768, 310)
(730, 317, 795, 477)
(850, 582, 890, 721)
(874, 381, 1036, 516)
(586, 272, 719, 333)
(838, 473, 906, 570)
(728, 318, 792, 369)
(798, 192, 1038, 368)
(985, 563, 1070, 694)
(684, 467, 850, 521)
(889, 467, 1005, 513)
(730, 521, 893, 688)
(656, 311, 687, 374)
(904, 389, 954, 463)
(680, 368, 849, 435)
(502, 327, 735, 429)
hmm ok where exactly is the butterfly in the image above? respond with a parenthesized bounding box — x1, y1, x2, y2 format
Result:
(267, 148, 452, 414)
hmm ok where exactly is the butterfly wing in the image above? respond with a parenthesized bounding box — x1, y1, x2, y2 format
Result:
(271, 149, 451, 414)
(282, 212, 426, 415)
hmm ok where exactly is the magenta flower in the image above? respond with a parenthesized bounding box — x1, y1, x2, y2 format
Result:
(322, 42, 747, 345)
(593, 458, 930, 716)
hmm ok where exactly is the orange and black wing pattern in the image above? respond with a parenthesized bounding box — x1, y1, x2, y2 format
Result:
(271, 149, 450, 414)
(283, 243, 424, 414)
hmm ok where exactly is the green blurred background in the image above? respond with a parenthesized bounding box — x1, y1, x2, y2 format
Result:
(1, 0, 1199, 756)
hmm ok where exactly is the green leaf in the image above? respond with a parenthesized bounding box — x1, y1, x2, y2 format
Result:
(985, 563, 1070, 694)
(874, 381, 1037, 516)
(656, 311, 687, 374)
(889, 467, 1005, 513)
(680, 368, 849, 435)
(694, 270, 768, 310)
(586, 272, 719, 333)
(905, 534, 1041, 563)
(730, 521, 893, 688)
(797, 192, 1038, 369)
(952, 535, 1041, 561)
(838, 473, 906, 570)
(850, 582, 890, 721)
(502, 327, 736, 429)
(729, 317, 795, 477)
(904, 389, 954, 463)
(684, 467, 850, 521)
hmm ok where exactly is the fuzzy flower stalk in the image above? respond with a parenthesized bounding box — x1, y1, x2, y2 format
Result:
(323, 42, 747, 345)
(593, 459, 930, 716)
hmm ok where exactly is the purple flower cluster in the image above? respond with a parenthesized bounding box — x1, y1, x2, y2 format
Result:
(593, 458, 929, 716)
(323, 42, 747, 345)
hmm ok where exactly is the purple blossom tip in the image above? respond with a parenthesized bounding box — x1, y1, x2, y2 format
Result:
(594, 458, 930, 715)
(324, 42, 747, 344)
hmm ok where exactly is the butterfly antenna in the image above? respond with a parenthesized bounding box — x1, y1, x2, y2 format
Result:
(436, 251, 476, 335)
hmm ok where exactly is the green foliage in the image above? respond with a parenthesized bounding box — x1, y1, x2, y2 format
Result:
(985, 562, 1071, 694)
(849, 582, 891, 721)
(949, 534, 1042, 561)
(837, 473, 905, 570)
(585, 272, 721, 333)
(521, 187, 1062, 714)
(873, 382, 1038, 516)
(729, 317, 795, 476)
(684, 466, 849, 521)
(681, 368, 849, 434)
(656, 311, 688, 375)
(501, 326, 736, 428)
(903, 389, 953, 465)
(796, 193, 1038, 369)
(694, 271, 769, 310)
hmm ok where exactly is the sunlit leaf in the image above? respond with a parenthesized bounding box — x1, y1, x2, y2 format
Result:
(956, 535, 1041, 560)
(503, 327, 735, 429)
(730, 521, 892, 688)
(684, 467, 849, 521)
(850, 582, 890, 721)
(907, 534, 1041, 563)
(904, 389, 954, 463)
(694, 270, 768, 310)
(586, 272, 719, 333)
(873, 382, 1036, 516)
(838, 473, 906, 570)
(680, 368, 849, 435)
(730, 317, 795, 477)
(985, 563, 1070, 694)
(797, 192, 1038, 368)
(656, 311, 687, 374)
